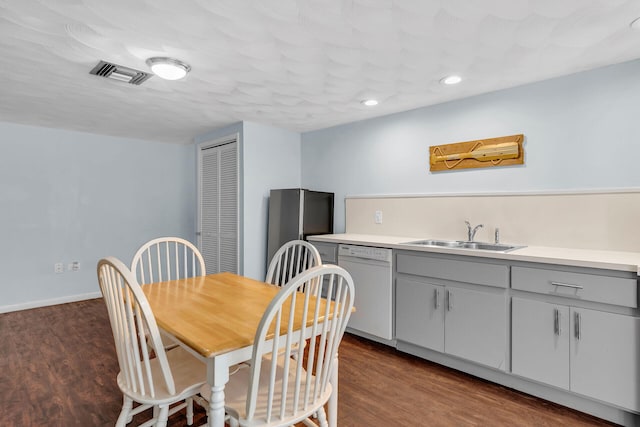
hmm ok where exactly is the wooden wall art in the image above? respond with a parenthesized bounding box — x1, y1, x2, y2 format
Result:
(429, 134, 524, 172)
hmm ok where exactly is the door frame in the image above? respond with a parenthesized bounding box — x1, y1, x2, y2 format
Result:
(197, 133, 241, 274)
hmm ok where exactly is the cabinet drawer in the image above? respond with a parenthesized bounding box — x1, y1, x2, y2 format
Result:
(512, 266, 638, 308)
(313, 242, 337, 264)
(396, 253, 509, 288)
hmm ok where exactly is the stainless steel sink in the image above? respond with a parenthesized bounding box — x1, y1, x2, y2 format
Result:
(407, 239, 465, 247)
(403, 239, 524, 252)
(457, 242, 524, 251)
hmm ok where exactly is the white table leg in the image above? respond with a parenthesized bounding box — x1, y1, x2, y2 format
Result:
(208, 384, 225, 427)
(328, 354, 338, 427)
(207, 358, 230, 427)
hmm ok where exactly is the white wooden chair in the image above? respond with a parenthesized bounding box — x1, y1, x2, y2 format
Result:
(131, 236, 206, 351)
(266, 240, 322, 290)
(202, 264, 355, 427)
(131, 237, 206, 420)
(266, 240, 323, 360)
(97, 257, 206, 427)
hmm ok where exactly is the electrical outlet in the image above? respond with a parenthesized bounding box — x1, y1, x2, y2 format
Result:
(71, 261, 80, 271)
(374, 210, 383, 224)
(54, 263, 64, 274)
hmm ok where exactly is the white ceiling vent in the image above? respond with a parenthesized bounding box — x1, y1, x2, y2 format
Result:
(89, 60, 153, 85)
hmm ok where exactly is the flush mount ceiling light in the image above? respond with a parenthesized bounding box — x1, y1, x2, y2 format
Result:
(146, 57, 191, 80)
(361, 99, 379, 106)
(631, 17, 640, 30)
(440, 75, 462, 85)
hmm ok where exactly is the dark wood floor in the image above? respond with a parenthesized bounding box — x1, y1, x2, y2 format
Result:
(0, 299, 617, 427)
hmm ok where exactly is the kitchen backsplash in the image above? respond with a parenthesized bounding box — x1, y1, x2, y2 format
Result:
(345, 191, 640, 252)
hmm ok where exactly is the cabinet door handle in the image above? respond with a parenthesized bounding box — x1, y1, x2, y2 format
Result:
(435, 288, 441, 309)
(557, 310, 562, 335)
(574, 312, 582, 340)
(551, 281, 583, 290)
(553, 308, 559, 335)
(447, 290, 453, 311)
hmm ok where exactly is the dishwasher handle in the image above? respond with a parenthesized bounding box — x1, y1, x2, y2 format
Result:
(338, 255, 392, 268)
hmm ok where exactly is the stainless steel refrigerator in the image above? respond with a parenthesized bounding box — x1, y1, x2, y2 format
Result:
(266, 188, 334, 265)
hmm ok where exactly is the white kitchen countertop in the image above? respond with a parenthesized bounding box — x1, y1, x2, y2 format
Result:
(308, 233, 640, 275)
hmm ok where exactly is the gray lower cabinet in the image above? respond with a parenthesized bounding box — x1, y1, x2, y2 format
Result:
(571, 307, 640, 411)
(313, 241, 337, 264)
(396, 278, 507, 369)
(395, 252, 508, 370)
(396, 278, 444, 351)
(445, 286, 507, 369)
(512, 266, 640, 412)
(512, 298, 570, 389)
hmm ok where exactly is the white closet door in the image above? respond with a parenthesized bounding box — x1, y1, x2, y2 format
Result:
(201, 147, 220, 273)
(218, 144, 238, 273)
(199, 138, 238, 274)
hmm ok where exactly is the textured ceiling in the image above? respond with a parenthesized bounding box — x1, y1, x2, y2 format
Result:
(1, 0, 640, 144)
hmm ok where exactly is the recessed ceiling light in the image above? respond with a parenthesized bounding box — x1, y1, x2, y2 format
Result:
(440, 75, 462, 85)
(631, 17, 640, 30)
(146, 57, 191, 80)
(361, 99, 379, 106)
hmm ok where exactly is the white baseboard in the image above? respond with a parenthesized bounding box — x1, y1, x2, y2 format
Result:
(0, 291, 102, 314)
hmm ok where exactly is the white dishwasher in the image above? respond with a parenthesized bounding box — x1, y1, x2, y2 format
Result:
(338, 244, 393, 342)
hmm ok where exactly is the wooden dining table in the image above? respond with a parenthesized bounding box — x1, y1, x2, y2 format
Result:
(141, 272, 340, 427)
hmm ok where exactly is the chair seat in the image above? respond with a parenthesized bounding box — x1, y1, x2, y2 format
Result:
(118, 346, 206, 405)
(200, 357, 332, 427)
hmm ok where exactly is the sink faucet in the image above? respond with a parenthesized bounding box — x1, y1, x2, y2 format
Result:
(465, 221, 484, 242)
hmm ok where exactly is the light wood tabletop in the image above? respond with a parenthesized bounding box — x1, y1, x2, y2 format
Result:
(141, 271, 326, 358)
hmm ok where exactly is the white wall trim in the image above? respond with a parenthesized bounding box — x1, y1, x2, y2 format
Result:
(346, 187, 640, 199)
(0, 291, 101, 314)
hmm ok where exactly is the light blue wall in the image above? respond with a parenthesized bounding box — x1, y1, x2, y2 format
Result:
(243, 121, 301, 280)
(0, 122, 195, 311)
(195, 121, 301, 280)
(301, 59, 640, 232)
